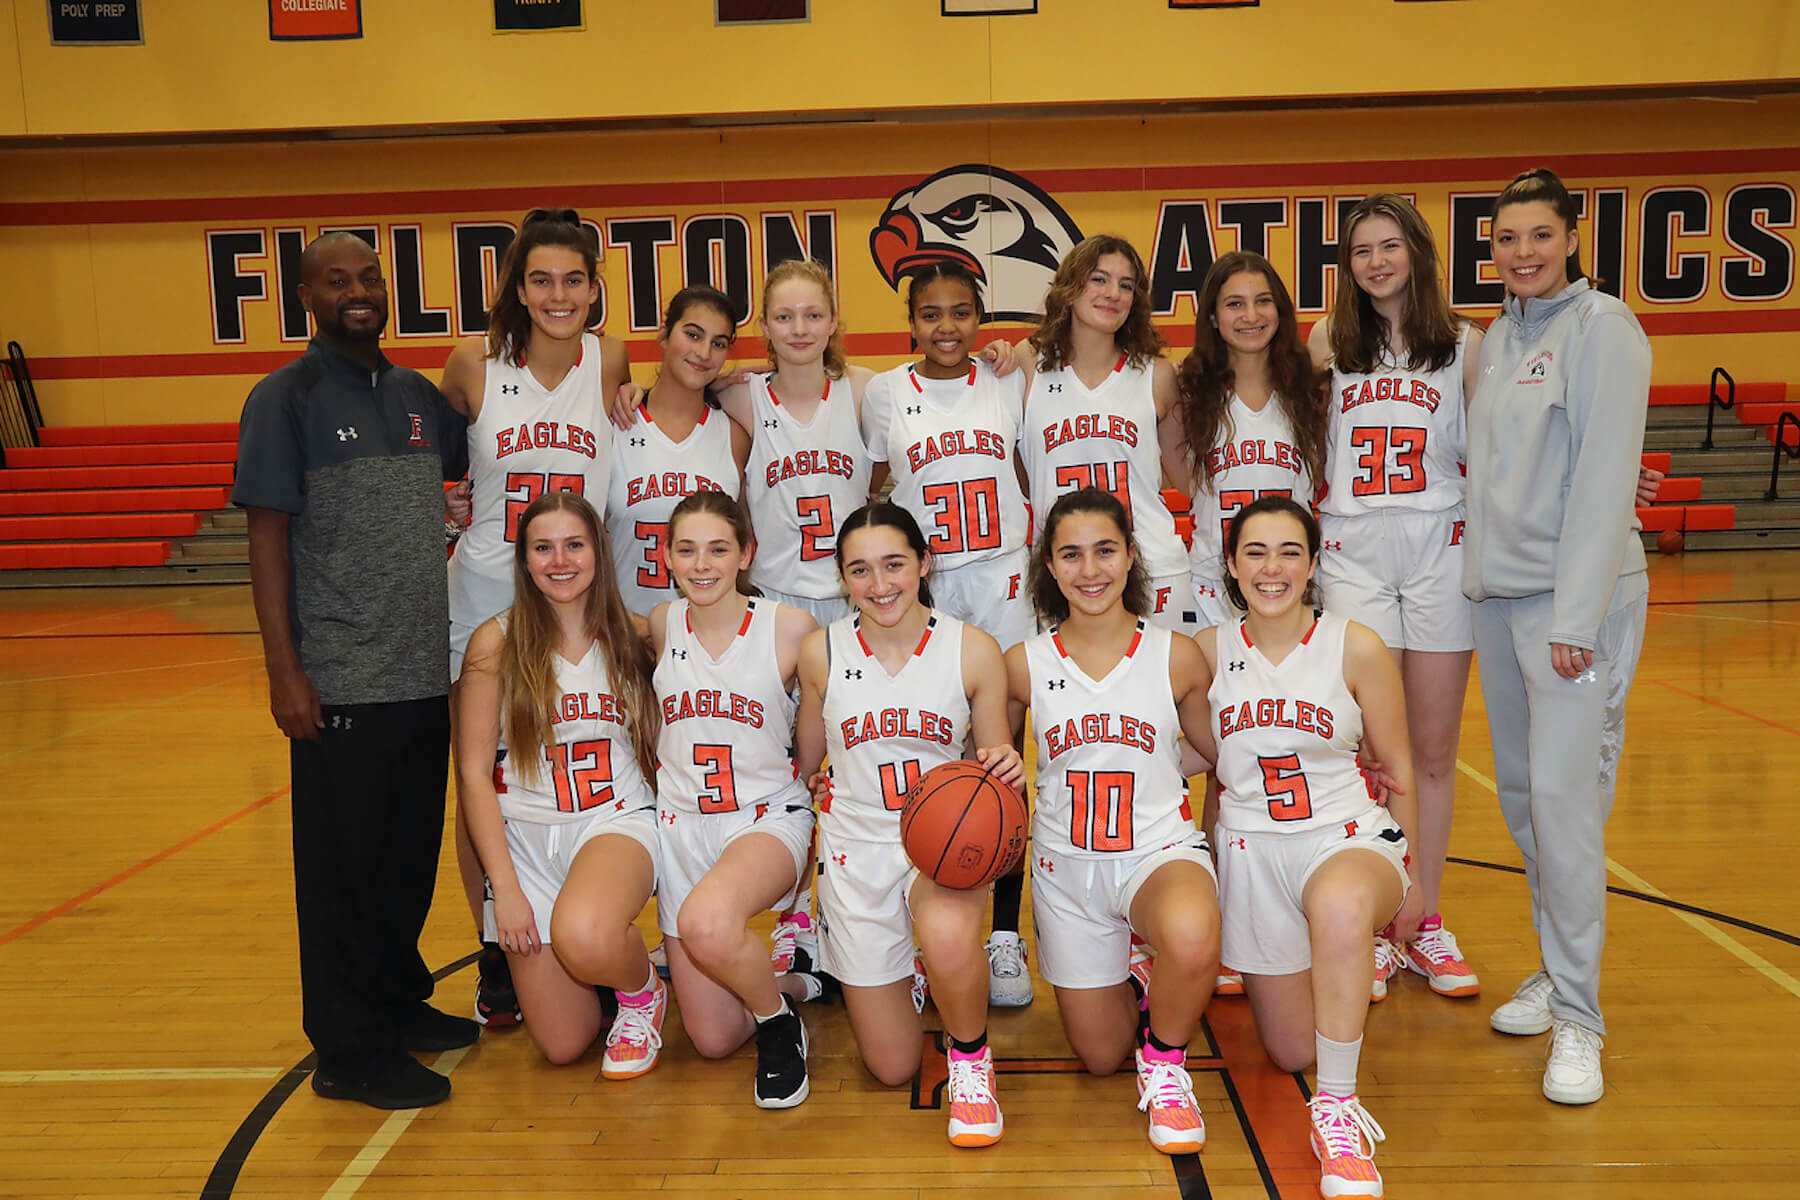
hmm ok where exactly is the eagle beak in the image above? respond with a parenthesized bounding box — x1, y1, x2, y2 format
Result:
(870, 208, 921, 286)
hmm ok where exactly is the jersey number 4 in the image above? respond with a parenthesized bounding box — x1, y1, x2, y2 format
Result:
(921, 478, 1003, 555)
(1067, 769, 1135, 852)
(504, 472, 586, 543)
(1258, 753, 1313, 821)
(545, 739, 615, 813)
(1349, 426, 1427, 496)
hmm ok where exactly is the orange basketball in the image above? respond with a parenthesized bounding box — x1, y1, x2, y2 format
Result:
(900, 759, 1028, 890)
(1657, 529, 1685, 555)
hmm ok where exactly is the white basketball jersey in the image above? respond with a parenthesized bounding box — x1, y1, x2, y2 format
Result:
(606, 403, 739, 617)
(1187, 395, 1313, 582)
(1025, 620, 1194, 858)
(1024, 355, 1187, 579)
(493, 620, 654, 826)
(1322, 330, 1468, 517)
(454, 333, 613, 578)
(820, 612, 971, 843)
(1209, 612, 1374, 834)
(745, 373, 870, 600)
(864, 360, 1029, 571)
(654, 597, 806, 816)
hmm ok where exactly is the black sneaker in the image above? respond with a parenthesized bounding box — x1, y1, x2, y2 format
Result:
(312, 1055, 450, 1110)
(753, 999, 809, 1109)
(475, 942, 522, 1028)
(405, 1003, 480, 1052)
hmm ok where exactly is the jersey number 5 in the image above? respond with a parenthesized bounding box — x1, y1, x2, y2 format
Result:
(1258, 753, 1313, 821)
(504, 472, 586, 543)
(1067, 769, 1135, 852)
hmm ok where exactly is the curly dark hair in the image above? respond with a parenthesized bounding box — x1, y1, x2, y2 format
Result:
(1029, 235, 1164, 373)
(1028, 488, 1151, 625)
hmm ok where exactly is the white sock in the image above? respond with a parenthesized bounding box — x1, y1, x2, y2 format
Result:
(989, 930, 1020, 947)
(753, 998, 790, 1023)
(1315, 1032, 1362, 1099)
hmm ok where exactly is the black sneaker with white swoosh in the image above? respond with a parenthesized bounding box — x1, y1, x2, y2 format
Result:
(753, 998, 809, 1108)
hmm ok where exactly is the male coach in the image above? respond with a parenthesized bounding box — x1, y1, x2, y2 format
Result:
(235, 231, 476, 1109)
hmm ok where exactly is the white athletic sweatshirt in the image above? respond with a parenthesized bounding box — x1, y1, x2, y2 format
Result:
(1462, 279, 1651, 650)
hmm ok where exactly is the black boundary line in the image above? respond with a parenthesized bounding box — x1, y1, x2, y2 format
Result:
(1648, 595, 1800, 608)
(0, 630, 262, 641)
(1208, 1063, 1286, 1199)
(199, 949, 479, 1200)
(1447, 856, 1800, 948)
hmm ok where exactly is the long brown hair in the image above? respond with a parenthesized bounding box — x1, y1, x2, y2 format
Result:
(1494, 167, 1589, 285)
(1328, 194, 1465, 375)
(486, 207, 600, 368)
(1029, 234, 1164, 372)
(762, 258, 848, 378)
(1175, 252, 1328, 494)
(502, 492, 658, 785)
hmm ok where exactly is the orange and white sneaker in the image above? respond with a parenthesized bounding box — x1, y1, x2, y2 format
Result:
(600, 976, 667, 1080)
(911, 949, 931, 1015)
(1135, 1047, 1206, 1155)
(946, 1047, 1003, 1147)
(1370, 936, 1404, 1003)
(1215, 968, 1245, 997)
(1402, 917, 1480, 997)
(1308, 1092, 1386, 1198)
(1128, 938, 1155, 1003)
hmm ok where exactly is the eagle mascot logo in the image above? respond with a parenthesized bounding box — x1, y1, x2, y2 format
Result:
(869, 165, 1085, 322)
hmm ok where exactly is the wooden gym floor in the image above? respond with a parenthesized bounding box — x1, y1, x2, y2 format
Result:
(2, 550, 1797, 1199)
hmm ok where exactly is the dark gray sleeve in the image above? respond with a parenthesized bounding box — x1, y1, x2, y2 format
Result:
(437, 386, 470, 481)
(232, 375, 305, 514)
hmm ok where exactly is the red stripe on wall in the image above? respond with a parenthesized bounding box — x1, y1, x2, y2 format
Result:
(25, 308, 1800, 381)
(4, 148, 1798, 227)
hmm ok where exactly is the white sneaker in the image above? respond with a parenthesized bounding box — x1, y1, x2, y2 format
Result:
(1370, 937, 1404, 1004)
(1490, 969, 1554, 1036)
(911, 949, 930, 1015)
(986, 934, 1034, 1008)
(1542, 1019, 1604, 1105)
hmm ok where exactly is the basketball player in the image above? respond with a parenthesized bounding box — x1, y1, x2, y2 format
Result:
(1198, 495, 1422, 1199)
(649, 491, 819, 1108)
(441, 207, 632, 1030)
(994, 234, 1197, 633)
(792, 501, 1023, 1147)
(608, 287, 750, 618)
(455, 493, 667, 1074)
(1464, 168, 1652, 1107)
(1004, 488, 1221, 1156)
(861, 261, 1038, 1007)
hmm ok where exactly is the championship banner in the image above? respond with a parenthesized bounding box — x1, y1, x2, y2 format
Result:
(943, 2, 1038, 13)
(494, 0, 582, 32)
(47, 0, 142, 45)
(1, 111, 1796, 426)
(717, 0, 808, 21)
(268, 0, 361, 41)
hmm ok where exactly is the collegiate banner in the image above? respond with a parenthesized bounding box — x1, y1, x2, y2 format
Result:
(268, 0, 361, 41)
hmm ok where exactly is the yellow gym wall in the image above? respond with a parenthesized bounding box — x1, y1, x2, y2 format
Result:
(3, 0, 1799, 137)
(2, 95, 1797, 427)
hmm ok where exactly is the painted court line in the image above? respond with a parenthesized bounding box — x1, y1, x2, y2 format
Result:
(0, 785, 289, 946)
(11, 653, 261, 685)
(320, 1046, 470, 1200)
(1455, 759, 1800, 1003)
(1648, 678, 1800, 738)
(0, 1068, 284, 1083)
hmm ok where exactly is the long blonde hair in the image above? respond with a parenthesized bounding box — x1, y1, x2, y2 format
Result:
(501, 492, 658, 785)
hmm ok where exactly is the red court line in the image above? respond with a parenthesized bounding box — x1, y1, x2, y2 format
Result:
(27, 308, 1798, 382)
(0, 786, 289, 947)
(3, 147, 1797, 227)
(1650, 678, 1800, 738)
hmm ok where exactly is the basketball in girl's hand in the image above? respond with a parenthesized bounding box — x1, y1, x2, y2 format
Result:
(900, 760, 1028, 889)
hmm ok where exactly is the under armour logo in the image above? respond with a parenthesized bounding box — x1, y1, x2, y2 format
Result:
(670, 649, 688, 660)
(1047, 678, 1067, 690)
(1322, 540, 1343, 551)
(1037, 855, 1054, 873)
(500, 383, 520, 395)
(1344, 820, 1358, 838)
(336, 426, 357, 441)
(763, 418, 779, 429)
(615, 798, 627, 811)
(905, 404, 922, 415)
(843, 668, 863, 679)
(1228, 661, 1245, 671)
(832, 853, 848, 867)
(629, 436, 646, 447)
(661, 811, 676, 825)
(1046, 382, 1063, 393)
(329, 714, 352, 729)
(1196, 584, 1217, 598)
(1226, 836, 1246, 850)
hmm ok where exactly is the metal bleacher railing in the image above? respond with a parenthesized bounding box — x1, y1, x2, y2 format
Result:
(0, 340, 46, 467)
(1770, 411, 1800, 501)
(1701, 364, 1734, 451)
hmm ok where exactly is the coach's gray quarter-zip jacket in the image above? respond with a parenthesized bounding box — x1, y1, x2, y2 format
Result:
(1462, 279, 1651, 651)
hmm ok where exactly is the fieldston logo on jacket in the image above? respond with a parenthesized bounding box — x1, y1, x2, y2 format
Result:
(1517, 351, 1554, 385)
